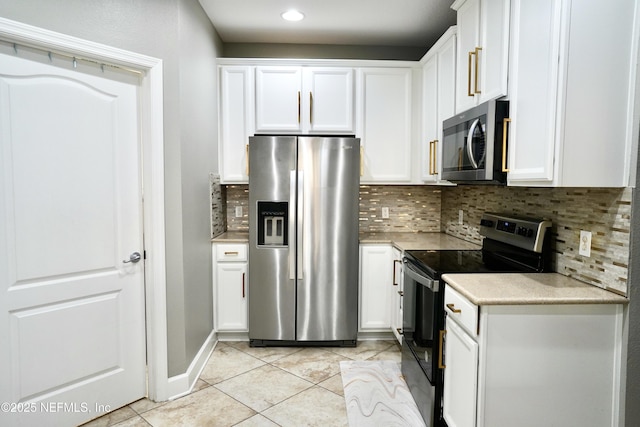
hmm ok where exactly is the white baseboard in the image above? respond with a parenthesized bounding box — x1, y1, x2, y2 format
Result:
(166, 330, 217, 400)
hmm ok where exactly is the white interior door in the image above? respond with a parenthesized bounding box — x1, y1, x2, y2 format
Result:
(0, 51, 146, 426)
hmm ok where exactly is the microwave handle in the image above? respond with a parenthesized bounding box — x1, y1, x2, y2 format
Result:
(466, 118, 480, 169)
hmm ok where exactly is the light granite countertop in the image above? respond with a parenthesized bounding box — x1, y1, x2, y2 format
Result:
(213, 231, 481, 251)
(212, 231, 249, 243)
(442, 273, 628, 305)
(359, 232, 481, 251)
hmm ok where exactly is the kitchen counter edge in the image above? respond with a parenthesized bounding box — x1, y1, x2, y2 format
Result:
(359, 232, 481, 251)
(442, 272, 628, 306)
(212, 232, 249, 243)
(212, 231, 482, 252)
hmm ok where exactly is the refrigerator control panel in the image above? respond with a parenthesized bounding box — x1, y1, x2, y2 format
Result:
(257, 201, 288, 246)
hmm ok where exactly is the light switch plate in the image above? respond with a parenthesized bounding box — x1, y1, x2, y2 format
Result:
(381, 207, 390, 219)
(235, 206, 243, 218)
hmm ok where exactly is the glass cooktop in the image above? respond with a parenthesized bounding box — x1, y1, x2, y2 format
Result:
(404, 246, 543, 278)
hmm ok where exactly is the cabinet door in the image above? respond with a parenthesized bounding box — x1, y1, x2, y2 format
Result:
(304, 68, 354, 133)
(506, 0, 561, 184)
(478, 0, 510, 103)
(358, 68, 413, 183)
(443, 317, 479, 427)
(391, 247, 404, 343)
(454, 0, 481, 113)
(454, 0, 509, 113)
(215, 262, 248, 331)
(359, 245, 393, 331)
(421, 54, 439, 182)
(255, 66, 302, 132)
(422, 30, 457, 182)
(219, 66, 253, 183)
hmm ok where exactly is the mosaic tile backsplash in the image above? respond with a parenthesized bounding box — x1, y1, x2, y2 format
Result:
(218, 184, 631, 296)
(222, 185, 442, 233)
(441, 186, 631, 296)
(209, 174, 226, 239)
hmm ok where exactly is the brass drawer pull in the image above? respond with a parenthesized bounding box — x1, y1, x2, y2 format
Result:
(224, 251, 239, 256)
(446, 303, 461, 313)
(438, 329, 446, 369)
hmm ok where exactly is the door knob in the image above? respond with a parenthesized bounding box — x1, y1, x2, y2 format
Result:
(123, 252, 142, 264)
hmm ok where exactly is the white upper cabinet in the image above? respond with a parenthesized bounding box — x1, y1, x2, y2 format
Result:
(421, 27, 457, 183)
(357, 67, 413, 183)
(305, 68, 355, 133)
(255, 66, 355, 134)
(506, 0, 638, 187)
(219, 66, 254, 184)
(452, 0, 510, 114)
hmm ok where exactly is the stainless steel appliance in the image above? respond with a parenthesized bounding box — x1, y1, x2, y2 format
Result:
(248, 135, 360, 346)
(441, 99, 510, 184)
(401, 213, 552, 427)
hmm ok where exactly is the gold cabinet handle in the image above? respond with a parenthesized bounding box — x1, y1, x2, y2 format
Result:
(502, 118, 511, 172)
(245, 144, 249, 176)
(446, 303, 461, 313)
(297, 91, 301, 123)
(429, 140, 438, 175)
(438, 329, 446, 369)
(242, 272, 246, 298)
(433, 139, 438, 175)
(309, 92, 313, 124)
(474, 47, 482, 94)
(428, 140, 434, 175)
(467, 50, 474, 97)
(393, 259, 401, 286)
(360, 146, 364, 176)
(224, 251, 239, 256)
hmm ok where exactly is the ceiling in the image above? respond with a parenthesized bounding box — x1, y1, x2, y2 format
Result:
(198, 0, 456, 50)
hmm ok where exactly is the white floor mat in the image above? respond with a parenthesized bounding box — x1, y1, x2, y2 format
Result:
(340, 360, 426, 427)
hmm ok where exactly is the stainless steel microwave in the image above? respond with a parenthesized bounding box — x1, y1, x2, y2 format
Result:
(441, 99, 509, 184)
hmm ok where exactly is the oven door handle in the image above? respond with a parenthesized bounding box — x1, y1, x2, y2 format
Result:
(404, 260, 439, 292)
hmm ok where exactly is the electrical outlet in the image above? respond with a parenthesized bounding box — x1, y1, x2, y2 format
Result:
(235, 206, 243, 218)
(579, 230, 592, 257)
(458, 209, 464, 225)
(381, 207, 390, 219)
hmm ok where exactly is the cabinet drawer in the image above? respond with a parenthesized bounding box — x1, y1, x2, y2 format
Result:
(444, 285, 478, 337)
(216, 244, 247, 261)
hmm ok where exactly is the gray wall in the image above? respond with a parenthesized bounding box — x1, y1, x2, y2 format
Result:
(627, 171, 640, 422)
(223, 42, 428, 60)
(0, 0, 222, 377)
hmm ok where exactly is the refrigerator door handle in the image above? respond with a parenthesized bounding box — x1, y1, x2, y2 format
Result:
(289, 170, 296, 280)
(297, 171, 304, 280)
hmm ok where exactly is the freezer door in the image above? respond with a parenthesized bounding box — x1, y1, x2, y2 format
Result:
(296, 136, 360, 341)
(248, 135, 297, 341)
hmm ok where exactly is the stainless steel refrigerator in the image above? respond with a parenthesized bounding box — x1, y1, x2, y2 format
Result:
(248, 135, 360, 346)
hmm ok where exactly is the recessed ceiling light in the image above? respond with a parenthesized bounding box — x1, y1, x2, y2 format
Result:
(281, 10, 305, 22)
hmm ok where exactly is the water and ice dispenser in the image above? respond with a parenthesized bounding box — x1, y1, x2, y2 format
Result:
(256, 201, 288, 246)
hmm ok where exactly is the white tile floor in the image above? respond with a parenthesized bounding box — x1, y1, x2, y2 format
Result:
(82, 340, 402, 427)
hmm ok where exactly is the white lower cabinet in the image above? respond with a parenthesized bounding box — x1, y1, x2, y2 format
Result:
(212, 243, 248, 332)
(359, 245, 393, 331)
(443, 285, 624, 427)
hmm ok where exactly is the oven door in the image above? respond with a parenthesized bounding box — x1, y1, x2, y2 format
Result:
(401, 258, 444, 427)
